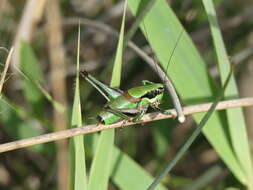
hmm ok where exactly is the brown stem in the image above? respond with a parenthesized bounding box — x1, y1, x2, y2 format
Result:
(13, 0, 46, 70)
(0, 97, 253, 153)
(46, 1, 68, 190)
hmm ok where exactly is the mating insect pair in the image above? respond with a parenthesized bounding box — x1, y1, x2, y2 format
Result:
(80, 70, 168, 125)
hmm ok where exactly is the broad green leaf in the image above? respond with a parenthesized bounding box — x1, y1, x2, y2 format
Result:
(32, 79, 65, 113)
(202, 0, 253, 188)
(18, 43, 64, 113)
(70, 25, 87, 190)
(17, 69, 65, 113)
(20, 42, 45, 118)
(87, 1, 127, 190)
(111, 147, 167, 190)
(125, 0, 157, 44)
(127, 0, 246, 185)
(148, 69, 233, 190)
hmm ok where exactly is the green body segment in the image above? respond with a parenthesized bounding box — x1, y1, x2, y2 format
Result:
(81, 71, 122, 100)
(98, 83, 164, 125)
(81, 71, 165, 125)
(97, 95, 141, 125)
(128, 83, 163, 98)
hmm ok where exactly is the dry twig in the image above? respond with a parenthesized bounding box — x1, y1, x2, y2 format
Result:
(13, 0, 46, 69)
(0, 97, 253, 153)
(0, 47, 13, 93)
(46, 1, 68, 189)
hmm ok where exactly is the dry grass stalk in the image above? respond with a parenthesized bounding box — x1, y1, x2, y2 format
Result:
(0, 97, 252, 153)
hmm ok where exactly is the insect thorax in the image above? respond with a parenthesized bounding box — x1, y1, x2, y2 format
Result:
(128, 83, 164, 99)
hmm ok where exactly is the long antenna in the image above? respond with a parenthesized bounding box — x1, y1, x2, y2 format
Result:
(142, 22, 159, 79)
(163, 29, 185, 123)
(142, 23, 185, 123)
(163, 29, 184, 83)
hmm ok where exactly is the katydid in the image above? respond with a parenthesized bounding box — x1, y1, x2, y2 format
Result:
(80, 71, 165, 125)
(80, 24, 185, 125)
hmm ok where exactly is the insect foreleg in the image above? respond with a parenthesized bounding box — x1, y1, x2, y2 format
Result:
(149, 104, 170, 115)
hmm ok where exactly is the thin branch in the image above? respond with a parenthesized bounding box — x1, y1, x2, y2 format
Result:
(0, 97, 253, 153)
(0, 47, 9, 53)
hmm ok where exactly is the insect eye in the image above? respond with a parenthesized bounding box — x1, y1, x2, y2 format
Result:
(96, 115, 105, 124)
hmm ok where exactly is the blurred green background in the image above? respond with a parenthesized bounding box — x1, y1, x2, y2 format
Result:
(0, 0, 253, 189)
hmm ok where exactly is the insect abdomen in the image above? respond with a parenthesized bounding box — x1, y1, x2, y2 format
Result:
(97, 95, 139, 125)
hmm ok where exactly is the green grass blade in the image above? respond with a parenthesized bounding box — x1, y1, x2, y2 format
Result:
(87, 131, 115, 190)
(148, 69, 233, 190)
(16, 69, 65, 113)
(202, 0, 253, 187)
(14, 43, 64, 113)
(87, 2, 127, 190)
(110, 0, 127, 87)
(0, 47, 13, 94)
(127, 0, 246, 185)
(13, 43, 65, 114)
(111, 147, 167, 190)
(32, 80, 65, 113)
(125, 0, 157, 44)
(20, 42, 45, 118)
(184, 165, 223, 190)
(17, 43, 65, 113)
(70, 24, 87, 190)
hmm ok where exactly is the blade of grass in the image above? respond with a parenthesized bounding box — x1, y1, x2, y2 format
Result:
(125, 0, 185, 122)
(20, 42, 45, 118)
(124, 0, 157, 45)
(202, 0, 253, 188)
(111, 147, 167, 190)
(87, 1, 127, 190)
(183, 165, 223, 190)
(70, 24, 87, 190)
(18, 43, 65, 113)
(110, 0, 127, 87)
(0, 47, 13, 94)
(148, 68, 233, 190)
(15, 68, 65, 113)
(127, 0, 246, 185)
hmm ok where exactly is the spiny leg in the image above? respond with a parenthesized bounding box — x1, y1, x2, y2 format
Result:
(150, 104, 171, 115)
